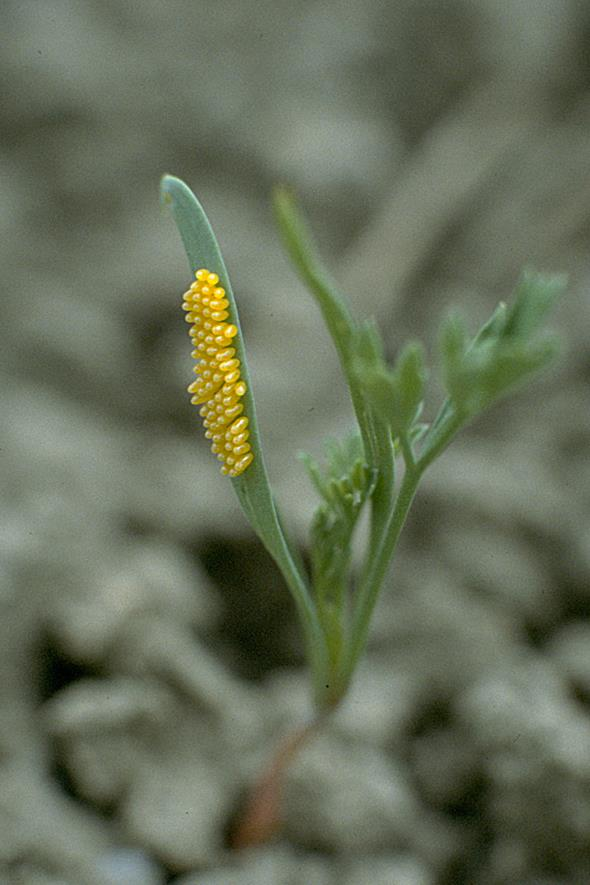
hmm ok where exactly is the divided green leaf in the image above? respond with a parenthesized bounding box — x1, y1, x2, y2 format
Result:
(440, 270, 564, 418)
(353, 336, 428, 439)
(300, 435, 372, 606)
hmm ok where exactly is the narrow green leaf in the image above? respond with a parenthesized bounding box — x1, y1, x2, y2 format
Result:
(161, 175, 325, 681)
(161, 175, 268, 530)
(273, 187, 386, 473)
(273, 185, 356, 349)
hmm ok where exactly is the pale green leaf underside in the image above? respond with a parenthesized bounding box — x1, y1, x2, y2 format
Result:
(161, 175, 268, 527)
(160, 175, 323, 667)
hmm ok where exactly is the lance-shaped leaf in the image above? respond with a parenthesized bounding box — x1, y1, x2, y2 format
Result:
(273, 187, 390, 476)
(161, 175, 324, 672)
(273, 187, 396, 512)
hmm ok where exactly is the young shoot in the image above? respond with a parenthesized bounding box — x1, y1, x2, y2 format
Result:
(161, 174, 564, 714)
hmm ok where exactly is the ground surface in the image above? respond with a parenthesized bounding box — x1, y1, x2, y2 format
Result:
(2, 1, 590, 883)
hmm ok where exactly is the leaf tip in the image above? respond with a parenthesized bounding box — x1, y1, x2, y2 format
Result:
(160, 173, 192, 209)
(272, 181, 293, 202)
(160, 173, 177, 208)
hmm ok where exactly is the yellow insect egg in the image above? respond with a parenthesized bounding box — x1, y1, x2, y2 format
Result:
(181, 268, 253, 477)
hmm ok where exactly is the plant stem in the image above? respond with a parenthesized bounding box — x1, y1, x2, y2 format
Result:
(343, 462, 421, 685)
(280, 551, 331, 708)
(342, 409, 463, 690)
(417, 405, 464, 472)
(231, 713, 326, 849)
(399, 430, 416, 470)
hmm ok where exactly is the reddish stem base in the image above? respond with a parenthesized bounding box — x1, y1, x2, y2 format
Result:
(231, 717, 323, 849)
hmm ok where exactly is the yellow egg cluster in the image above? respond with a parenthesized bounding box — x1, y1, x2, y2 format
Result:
(182, 268, 253, 477)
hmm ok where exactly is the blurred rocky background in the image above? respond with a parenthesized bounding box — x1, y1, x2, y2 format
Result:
(2, 1, 590, 883)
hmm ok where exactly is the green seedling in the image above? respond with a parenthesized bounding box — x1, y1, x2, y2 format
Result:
(161, 174, 564, 842)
